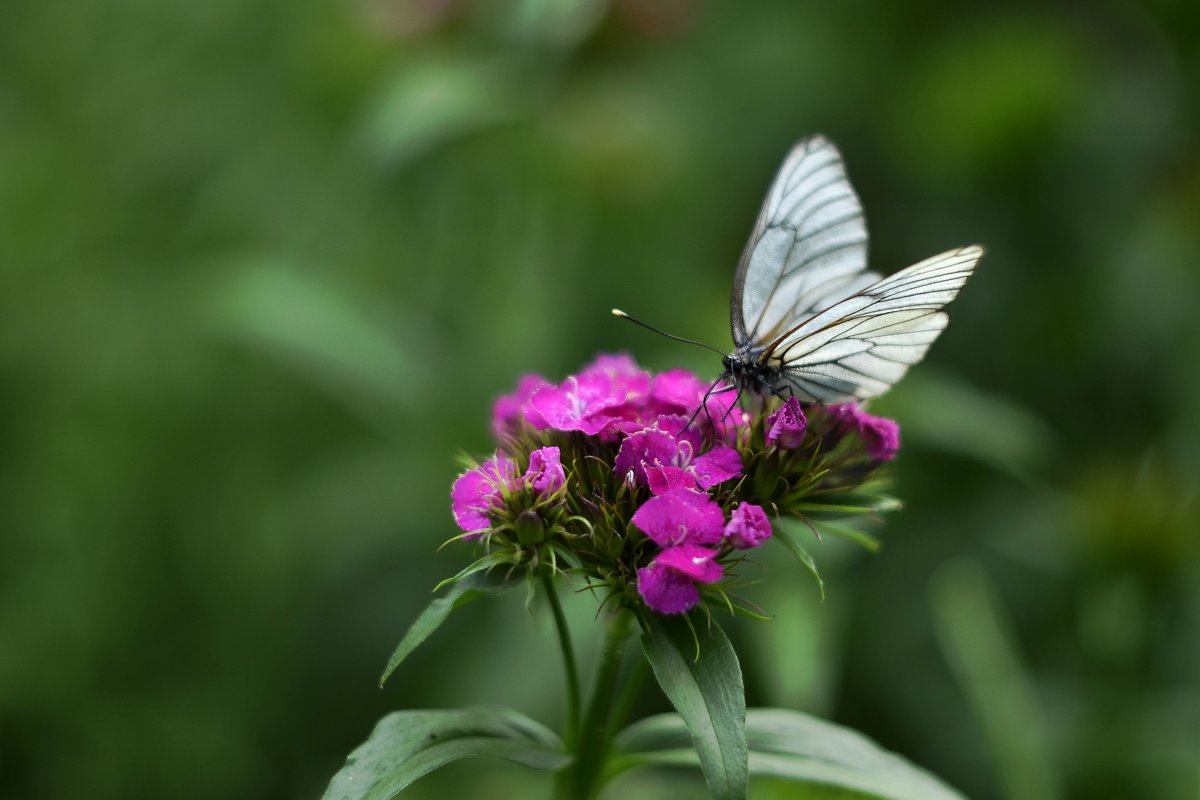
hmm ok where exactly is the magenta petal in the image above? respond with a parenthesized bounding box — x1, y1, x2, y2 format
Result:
(654, 544, 724, 583)
(491, 374, 549, 438)
(829, 404, 901, 460)
(860, 415, 900, 460)
(702, 387, 739, 419)
(724, 502, 772, 549)
(527, 376, 618, 435)
(526, 384, 571, 431)
(580, 354, 652, 412)
(631, 489, 726, 546)
(649, 369, 709, 414)
(581, 352, 643, 379)
(637, 564, 700, 615)
(525, 446, 565, 495)
(650, 414, 692, 439)
(765, 397, 807, 449)
(649, 371, 743, 433)
(646, 465, 697, 495)
(689, 446, 743, 489)
(614, 428, 678, 486)
(450, 454, 517, 534)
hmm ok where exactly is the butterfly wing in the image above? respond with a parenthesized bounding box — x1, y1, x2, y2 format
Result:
(731, 135, 876, 348)
(764, 245, 984, 403)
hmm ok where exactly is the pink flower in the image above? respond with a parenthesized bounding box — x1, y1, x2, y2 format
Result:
(828, 404, 901, 460)
(724, 502, 771, 549)
(647, 369, 746, 438)
(765, 397, 807, 449)
(450, 454, 518, 534)
(613, 427, 676, 485)
(527, 359, 651, 436)
(631, 488, 726, 547)
(450, 448, 565, 536)
(614, 420, 742, 494)
(637, 544, 723, 614)
(491, 374, 549, 438)
(524, 446, 565, 495)
(582, 355, 656, 433)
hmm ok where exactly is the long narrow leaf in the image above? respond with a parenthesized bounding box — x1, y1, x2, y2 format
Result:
(616, 709, 966, 800)
(930, 560, 1060, 800)
(773, 520, 826, 600)
(641, 615, 748, 800)
(815, 519, 882, 553)
(322, 707, 569, 800)
(380, 571, 517, 686)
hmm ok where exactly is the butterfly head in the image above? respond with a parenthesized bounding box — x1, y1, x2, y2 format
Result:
(723, 346, 781, 397)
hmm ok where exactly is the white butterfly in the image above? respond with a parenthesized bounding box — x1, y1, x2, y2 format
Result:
(720, 135, 983, 403)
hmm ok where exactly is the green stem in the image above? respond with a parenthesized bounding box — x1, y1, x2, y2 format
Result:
(541, 571, 581, 748)
(557, 609, 634, 800)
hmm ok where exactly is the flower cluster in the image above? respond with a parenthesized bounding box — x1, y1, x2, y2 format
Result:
(451, 354, 901, 616)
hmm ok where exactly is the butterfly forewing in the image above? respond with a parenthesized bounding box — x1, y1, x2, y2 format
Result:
(732, 135, 875, 348)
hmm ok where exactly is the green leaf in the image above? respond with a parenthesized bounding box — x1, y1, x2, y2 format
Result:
(640, 615, 748, 800)
(380, 571, 517, 686)
(432, 550, 514, 593)
(793, 495, 902, 519)
(213, 261, 423, 417)
(773, 520, 826, 600)
(814, 519, 882, 553)
(874, 370, 1054, 479)
(357, 52, 534, 168)
(322, 707, 569, 800)
(929, 560, 1060, 800)
(615, 709, 966, 800)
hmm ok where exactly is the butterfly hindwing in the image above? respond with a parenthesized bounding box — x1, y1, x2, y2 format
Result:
(765, 245, 984, 403)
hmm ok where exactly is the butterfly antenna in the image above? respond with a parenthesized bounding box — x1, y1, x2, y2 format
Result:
(611, 309, 725, 356)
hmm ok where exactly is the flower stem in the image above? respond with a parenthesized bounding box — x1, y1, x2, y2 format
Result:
(558, 609, 634, 800)
(541, 571, 581, 747)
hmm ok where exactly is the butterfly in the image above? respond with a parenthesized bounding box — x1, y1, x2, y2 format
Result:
(615, 135, 982, 405)
(719, 135, 983, 404)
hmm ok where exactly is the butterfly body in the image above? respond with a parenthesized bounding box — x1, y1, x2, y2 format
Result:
(722, 347, 781, 397)
(719, 135, 984, 405)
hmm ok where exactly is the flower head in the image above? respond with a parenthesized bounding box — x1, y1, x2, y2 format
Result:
(614, 421, 741, 493)
(449, 353, 903, 617)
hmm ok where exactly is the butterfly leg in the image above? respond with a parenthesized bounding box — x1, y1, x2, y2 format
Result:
(686, 375, 734, 435)
(720, 386, 743, 424)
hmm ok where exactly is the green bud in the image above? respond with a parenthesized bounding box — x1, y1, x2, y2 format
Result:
(515, 510, 545, 545)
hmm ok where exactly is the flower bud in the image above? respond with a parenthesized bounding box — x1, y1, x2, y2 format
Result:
(514, 509, 545, 545)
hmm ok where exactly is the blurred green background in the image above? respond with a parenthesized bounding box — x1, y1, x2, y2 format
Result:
(2, 0, 1198, 798)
